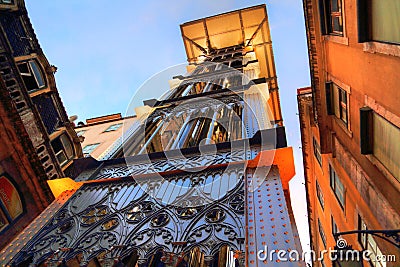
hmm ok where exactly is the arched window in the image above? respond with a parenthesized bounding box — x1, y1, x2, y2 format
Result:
(17, 59, 46, 92)
(0, 175, 23, 231)
(51, 133, 76, 167)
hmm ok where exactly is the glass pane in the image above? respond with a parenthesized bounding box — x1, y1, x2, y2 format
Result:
(332, 84, 340, 118)
(76, 130, 85, 137)
(104, 123, 122, 132)
(56, 150, 68, 165)
(60, 134, 74, 159)
(371, 0, 400, 44)
(373, 114, 400, 181)
(331, 0, 339, 12)
(29, 61, 45, 88)
(332, 16, 343, 33)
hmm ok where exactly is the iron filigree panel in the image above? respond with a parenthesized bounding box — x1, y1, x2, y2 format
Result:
(12, 167, 246, 266)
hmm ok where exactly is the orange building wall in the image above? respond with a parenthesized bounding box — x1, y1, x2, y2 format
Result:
(298, 90, 400, 267)
(302, 0, 400, 264)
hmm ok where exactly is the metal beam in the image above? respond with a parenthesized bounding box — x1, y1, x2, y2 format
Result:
(182, 35, 208, 55)
(246, 16, 267, 47)
(202, 19, 212, 53)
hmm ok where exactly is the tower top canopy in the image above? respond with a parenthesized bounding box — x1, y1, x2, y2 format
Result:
(180, 4, 272, 61)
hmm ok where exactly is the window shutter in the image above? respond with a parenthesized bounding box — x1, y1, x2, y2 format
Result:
(357, 0, 369, 42)
(325, 82, 334, 115)
(360, 107, 373, 154)
(318, 0, 328, 35)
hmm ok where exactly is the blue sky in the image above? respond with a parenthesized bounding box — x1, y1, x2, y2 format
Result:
(26, 0, 311, 255)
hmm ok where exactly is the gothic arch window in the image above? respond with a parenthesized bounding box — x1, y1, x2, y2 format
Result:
(0, 174, 23, 232)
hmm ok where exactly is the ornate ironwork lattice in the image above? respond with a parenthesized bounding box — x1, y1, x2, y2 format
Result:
(12, 167, 246, 266)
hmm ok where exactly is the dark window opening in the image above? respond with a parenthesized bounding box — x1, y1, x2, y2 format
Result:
(51, 134, 75, 166)
(17, 60, 46, 92)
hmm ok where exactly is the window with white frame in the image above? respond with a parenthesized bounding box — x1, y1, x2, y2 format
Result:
(51, 134, 75, 166)
(326, 82, 349, 127)
(17, 60, 46, 92)
(320, 0, 344, 36)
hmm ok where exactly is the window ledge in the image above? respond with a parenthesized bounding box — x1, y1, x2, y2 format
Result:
(323, 35, 349, 46)
(363, 42, 400, 57)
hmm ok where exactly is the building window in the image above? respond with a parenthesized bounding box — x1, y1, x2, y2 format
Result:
(0, 175, 23, 232)
(104, 123, 122, 132)
(76, 130, 86, 137)
(360, 108, 400, 181)
(326, 82, 348, 127)
(331, 215, 339, 240)
(82, 143, 100, 155)
(370, 0, 400, 44)
(51, 134, 75, 166)
(17, 60, 46, 92)
(358, 0, 400, 44)
(329, 165, 345, 209)
(316, 180, 324, 210)
(313, 138, 322, 166)
(318, 219, 327, 248)
(358, 216, 387, 267)
(320, 0, 344, 35)
(373, 113, 400, 181)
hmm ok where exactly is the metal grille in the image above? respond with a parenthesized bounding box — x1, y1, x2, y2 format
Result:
(0, 13, 32, 57)
(32, 94, 61, 134)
